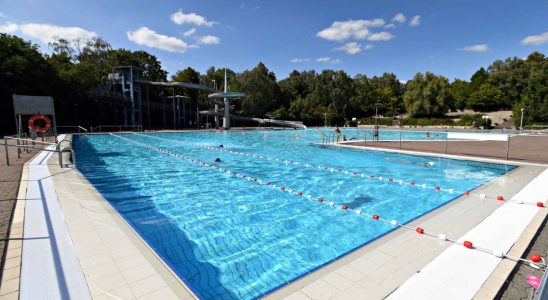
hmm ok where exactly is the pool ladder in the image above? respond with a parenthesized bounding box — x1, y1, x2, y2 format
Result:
(321, 132, 336, 146)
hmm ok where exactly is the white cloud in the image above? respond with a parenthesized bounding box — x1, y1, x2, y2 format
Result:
(182, 28, 196, 37)
(316, 57, 341, 64)
(521, 32, 548, 46)
(0, 22, 18, 33)
(290, 58, 311, 63)
(384, 23, 396, 29)
(14, 23, 97, 44)
(335, 42, 374, 54)
(316, 19, 386, 42)
(170, 9, 216, 27)
(197, 35, 220, 45)
(368, 32, 395, 41)
(410, 15, 421, 27)
(127, 27, 189, 53)
(461, 44, 488, 52)
(392, 13, 406, 24)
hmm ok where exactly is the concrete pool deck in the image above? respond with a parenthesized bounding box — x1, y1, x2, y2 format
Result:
(342, 134, 548, 164)
(268, 165, 547, 299)
(1, 135, 196, 299)
(1, 133, 547, 299)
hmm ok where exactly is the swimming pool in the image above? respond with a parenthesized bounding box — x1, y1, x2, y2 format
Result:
(73, 130, 514, 299)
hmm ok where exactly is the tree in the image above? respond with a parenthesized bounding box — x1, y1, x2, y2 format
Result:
(486, 57, 528, 109)
(230, 62, 282, 116)
(513, 61, 548, 127)
(467, 83, 504, 112)
(449, 79, 471, 110)
(470, 67, 488, 90)
(0, 34, 59, 134)
(403, 72, 452, 117)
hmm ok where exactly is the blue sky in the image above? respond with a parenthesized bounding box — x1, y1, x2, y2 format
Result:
(1, 0, 547, 81)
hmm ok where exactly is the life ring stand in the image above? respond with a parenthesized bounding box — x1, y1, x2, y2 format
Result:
(28, 113, 52, 133)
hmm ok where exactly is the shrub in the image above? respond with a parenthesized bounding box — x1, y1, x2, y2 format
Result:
(400, 117, 454, 126)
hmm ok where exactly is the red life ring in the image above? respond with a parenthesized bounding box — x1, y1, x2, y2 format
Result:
(28, 114, 52, 133)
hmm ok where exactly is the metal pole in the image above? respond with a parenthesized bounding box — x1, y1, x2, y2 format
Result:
(444, 130, 448, 154)
(399, 130, 402, 149)
(172, 89, 176, 130)
(506, 135, 510, 160)
(4, 139, 9, 166)
(146, 85, 151, 130)
(520, 108, 524, 133)
(17, 114, 22, 158)
(57, 144, 62, 168)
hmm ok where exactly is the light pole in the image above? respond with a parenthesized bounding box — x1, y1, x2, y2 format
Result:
(324, 113, 327, 127)
(520, 108, 524, 132)
(482, 115, 489, 130)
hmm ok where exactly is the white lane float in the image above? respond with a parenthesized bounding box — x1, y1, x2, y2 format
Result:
(111, 133, 547, 271)
(133, 133, 541, 208)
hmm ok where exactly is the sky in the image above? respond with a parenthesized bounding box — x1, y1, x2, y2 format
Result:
(0, 0, 547, 81)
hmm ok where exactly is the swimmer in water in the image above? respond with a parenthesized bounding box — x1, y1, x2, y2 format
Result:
(218, 144, 224, 148)
(214, 158, 222, 163)
(386, 158, 434, 167)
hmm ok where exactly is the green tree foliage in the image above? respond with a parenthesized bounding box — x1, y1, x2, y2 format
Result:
(513, 57, 548, 127)
(470, 67, 488, 90)
(0, 34, 59, 132)
(403, 72, 452, 117)
(467, 83, 504, 112)
(449, 79, 470, 110)
(230, 62, 282, 116)
(1, 33, 546, 133)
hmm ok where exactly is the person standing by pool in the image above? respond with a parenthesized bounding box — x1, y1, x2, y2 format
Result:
(334, 126, 342, 142)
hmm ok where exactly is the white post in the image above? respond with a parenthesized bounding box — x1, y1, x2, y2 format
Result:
(520, 108, 524, 132)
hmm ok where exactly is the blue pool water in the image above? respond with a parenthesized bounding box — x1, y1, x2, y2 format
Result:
(73, 130, 514, 299)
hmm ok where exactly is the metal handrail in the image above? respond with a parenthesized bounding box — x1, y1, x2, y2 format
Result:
(90, 125, 143, 133)
(3, 136, 75, 168)
(4, 136, 57, 145)
(57, 125, 88, 134)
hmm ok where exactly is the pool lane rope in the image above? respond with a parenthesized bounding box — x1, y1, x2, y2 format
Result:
(133, 133, 545, 209)
(112, 133, 546, 271)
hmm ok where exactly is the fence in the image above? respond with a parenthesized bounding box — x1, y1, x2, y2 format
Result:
(321, 128, 548, 163)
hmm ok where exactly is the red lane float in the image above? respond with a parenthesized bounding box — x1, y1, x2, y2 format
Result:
(133, 133, 544, 208)
(116, 133, 548, 270)
(530, 254, 542, 263)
